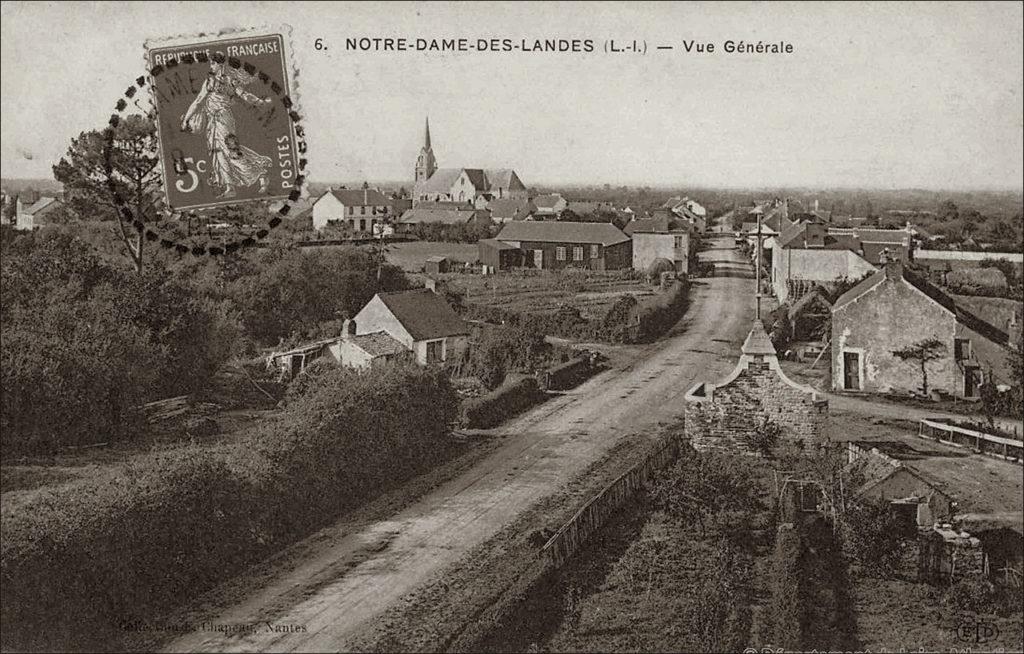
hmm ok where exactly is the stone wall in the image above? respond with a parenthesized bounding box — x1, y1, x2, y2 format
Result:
(685, 321, 828, 454)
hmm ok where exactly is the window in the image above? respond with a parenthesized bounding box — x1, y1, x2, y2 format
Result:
(674, 235, 684, 249)
(590, 244, 600, 259)
(954, 338, 971, 361)
(361, 206, 366, 215)
(556, 246, 566, 261)
(426, 340, 443, 363)
(573, 246, 584, 261)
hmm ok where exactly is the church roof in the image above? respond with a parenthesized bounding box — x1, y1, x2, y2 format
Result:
(416, 168, 464, 194)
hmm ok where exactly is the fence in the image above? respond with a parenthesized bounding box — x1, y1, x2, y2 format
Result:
(918, 418, 1023, 464)
(541, 434, 680, 567)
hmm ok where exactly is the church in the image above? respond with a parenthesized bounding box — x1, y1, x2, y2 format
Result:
(412, 118, 529, 207)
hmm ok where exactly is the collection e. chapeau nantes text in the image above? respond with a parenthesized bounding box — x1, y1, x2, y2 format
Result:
(340, 37, 795, 54)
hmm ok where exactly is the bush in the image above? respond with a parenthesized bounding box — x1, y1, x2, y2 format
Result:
(943, 577, 999, 614)
(0, 363, 460, 651)
(636, 280, 690, 342)
(0, 235, 239, 454)
(840, 497, 906, 574)
(467, 323, 550, 390)
(462, 377, 543, 428)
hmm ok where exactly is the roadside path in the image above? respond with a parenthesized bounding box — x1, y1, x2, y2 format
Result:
(164, 235, 756, 652)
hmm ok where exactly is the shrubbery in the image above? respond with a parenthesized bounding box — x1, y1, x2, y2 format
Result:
(0, 363, 459, 651)
(0, 233, 240, 454)
(462, 377, 543, 428)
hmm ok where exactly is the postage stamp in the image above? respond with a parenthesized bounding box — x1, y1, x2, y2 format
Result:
(145, 28, 301, 212)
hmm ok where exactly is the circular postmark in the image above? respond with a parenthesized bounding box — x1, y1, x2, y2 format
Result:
(103, 45, 307, 257)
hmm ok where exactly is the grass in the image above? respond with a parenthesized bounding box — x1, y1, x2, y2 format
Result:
(376, 241, 479, 272)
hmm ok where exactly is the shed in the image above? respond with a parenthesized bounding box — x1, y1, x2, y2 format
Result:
(424, 256, 450, 275)
(478, 238, 523, 273)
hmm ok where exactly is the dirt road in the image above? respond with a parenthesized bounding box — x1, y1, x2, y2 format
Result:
(165, 235, 757, 653)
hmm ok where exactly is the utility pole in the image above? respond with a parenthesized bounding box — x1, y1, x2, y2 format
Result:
(755, 208, 764, 321)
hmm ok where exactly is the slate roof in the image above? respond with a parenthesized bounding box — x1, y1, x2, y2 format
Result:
(532, 193, 565, 210)
(478, 238, 519, 251)
(833, 265, 1010, 346)
(415, 168, 464, 194)
(21, 196, 61, 215)
(484, 169, 524, 191)
(328, 188, 389, 207)
(377, 289, 469, 340)
(488, 197, 535, 220)
(349, 331, 409, 357)
(624, 216, 689, 235)
(496, 221, 630, 246)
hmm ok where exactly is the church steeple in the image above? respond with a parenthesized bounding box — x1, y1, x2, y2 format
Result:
(415, 116, 437, 183)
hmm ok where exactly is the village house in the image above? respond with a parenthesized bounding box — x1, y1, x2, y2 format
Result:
(14, 194, 63, 230)
(487, 196, 536, 223)
(353, 286, 470, 365)
(661, 196, 708, 232)
(771, 221, 913, 303)
(494, 221, 632, 271)
(311, 187, 390, 232)
(531, 193, 568, 219)
(630, 228, 691, 276)
(267, 324, 412, 380)
(831, 257, 1013, 398)
(396, 205, 492, 232)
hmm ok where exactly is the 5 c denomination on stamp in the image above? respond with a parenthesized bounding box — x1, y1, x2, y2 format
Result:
(146, 29, 300, 212)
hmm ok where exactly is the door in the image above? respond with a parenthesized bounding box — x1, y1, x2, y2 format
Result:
(533, 249, 543, 269)
(843, 351, 861, 390)
(964, 366, 980, 397)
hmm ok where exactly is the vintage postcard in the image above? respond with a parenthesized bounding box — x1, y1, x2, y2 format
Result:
(1, 2, 1022, 654)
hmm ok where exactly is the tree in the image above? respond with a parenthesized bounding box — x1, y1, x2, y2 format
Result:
(52, 114, 160, 273)
(938, 199, 959, 223)
(839, 497, 905, 574)
(892, 337, 946, 395)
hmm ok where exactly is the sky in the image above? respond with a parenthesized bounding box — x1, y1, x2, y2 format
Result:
(1, 1, 1022, 190)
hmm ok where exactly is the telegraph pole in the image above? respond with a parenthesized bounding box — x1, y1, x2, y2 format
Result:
(755, 208, 763, 321)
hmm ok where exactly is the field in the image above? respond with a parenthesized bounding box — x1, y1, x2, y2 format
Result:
(377, 241, 479, 272)
(442, 269, 656, 320)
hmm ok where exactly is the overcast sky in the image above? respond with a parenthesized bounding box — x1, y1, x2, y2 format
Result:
(2, 1, 1022, 190)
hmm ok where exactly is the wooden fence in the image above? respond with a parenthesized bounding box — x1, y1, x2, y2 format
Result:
(541, 435, 680, 567)
(918, 418, 1023, 464)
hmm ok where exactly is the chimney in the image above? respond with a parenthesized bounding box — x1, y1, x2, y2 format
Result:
(342, 319, 356, 339)
(879, 248, 902, 280)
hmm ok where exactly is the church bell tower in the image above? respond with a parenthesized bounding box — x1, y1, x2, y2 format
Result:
(415, 117, 438, 183)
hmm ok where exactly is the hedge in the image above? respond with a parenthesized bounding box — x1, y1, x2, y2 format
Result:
(544, 356, 594, 391)
(0, 364, 459, 651)
(769, 522, 806, 650)
(636, 279, 690, 342)
(462, 377, 544, 428)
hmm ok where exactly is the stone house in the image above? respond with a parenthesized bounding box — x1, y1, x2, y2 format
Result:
(847, 440, 954, 530)
(831, 258, 1013, 398)
(494, 221, 632, 271)
(631, 229, 690, 276)
(684, 320, 828, 454)
(267, 324, 411, 379)
(770, 222, 912, 303)
(531, 193, 568, 219)
(353, 287, 470, 365)
(487, 196, 536, 223)
(395, 205, 492, 232)
(15, 195, 63, 230)
(311, 188, 390, 232)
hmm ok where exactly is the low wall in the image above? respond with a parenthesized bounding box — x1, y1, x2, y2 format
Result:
(541, 433, 680, 567)
(462, 377, 543, 429)
(918, 418, 1023, 465)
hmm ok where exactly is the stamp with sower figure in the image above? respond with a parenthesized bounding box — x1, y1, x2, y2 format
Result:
(146, 29, 301, 212)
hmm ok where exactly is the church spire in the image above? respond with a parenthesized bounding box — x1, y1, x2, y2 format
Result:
(415, 115, 438, 184)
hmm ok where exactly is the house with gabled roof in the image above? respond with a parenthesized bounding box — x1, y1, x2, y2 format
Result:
(15, 195, 63, 230)
(832, 256, 1014, 398)
(311, 187, 390, 232)
(494, 221, 632, 270)
(353, 287, 470, 365)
